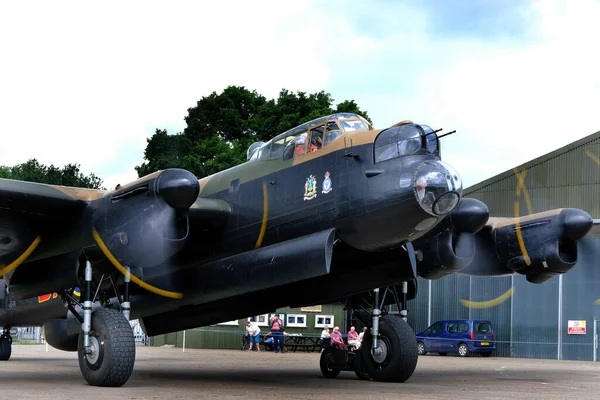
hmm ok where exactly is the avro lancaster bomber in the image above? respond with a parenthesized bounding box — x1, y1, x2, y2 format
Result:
(0, 113, 595, 386)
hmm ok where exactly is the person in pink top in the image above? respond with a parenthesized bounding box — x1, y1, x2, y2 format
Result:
(347, 326, 361, 349)
(330, 326, 348, 351)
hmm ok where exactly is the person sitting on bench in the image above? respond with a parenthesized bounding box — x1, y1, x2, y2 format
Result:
(330, 326, 347, 351)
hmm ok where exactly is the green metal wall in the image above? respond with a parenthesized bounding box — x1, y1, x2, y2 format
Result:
(152, 304, 344, 349)
(464, 129, 600, 218)
(408, 128, 600, 361)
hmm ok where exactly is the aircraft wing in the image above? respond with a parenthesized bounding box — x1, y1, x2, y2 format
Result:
(412, 199, 594, 284)
(0, 178, 103, 279)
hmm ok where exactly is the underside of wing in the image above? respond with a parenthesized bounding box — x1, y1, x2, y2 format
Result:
(0, 178, 104, 279)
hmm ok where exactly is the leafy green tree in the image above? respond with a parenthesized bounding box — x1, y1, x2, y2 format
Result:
(135, 85, 372, 179)
(0, 158, 104, 189)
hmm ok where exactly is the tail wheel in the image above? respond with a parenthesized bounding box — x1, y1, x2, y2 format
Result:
(458, 343, 469, 357)
(352, 351, 370, 380)
(360, 315, 418, 382)
(319, 347, 341, 378)
(78, 308, 136, 387)
(417, 341, 426, 355)
(0, 337, 11, 361)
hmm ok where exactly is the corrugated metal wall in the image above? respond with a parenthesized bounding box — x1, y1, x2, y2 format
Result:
(409, 129, 600, 361)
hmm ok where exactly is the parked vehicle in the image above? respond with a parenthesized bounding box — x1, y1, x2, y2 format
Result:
(416, 320, 496, 357)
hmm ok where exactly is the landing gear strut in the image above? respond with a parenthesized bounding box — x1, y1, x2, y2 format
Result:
(0, 327, 12, 361)
(61, 260, 136, 387)
(319, 281, 418, 382)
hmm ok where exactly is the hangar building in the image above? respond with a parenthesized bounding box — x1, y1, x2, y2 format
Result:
(408, 129, 600, 361)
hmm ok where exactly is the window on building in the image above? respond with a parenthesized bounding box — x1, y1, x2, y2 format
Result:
(216, 320, 239, 326)
(286, 314, 307, 328)
(315, 314, 334, 328)
(248, 314, 269, 327)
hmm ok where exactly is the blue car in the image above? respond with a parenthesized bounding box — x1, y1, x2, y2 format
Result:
(416, 320, 496, 357)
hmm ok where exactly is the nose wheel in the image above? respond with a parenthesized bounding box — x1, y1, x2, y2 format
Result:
(360, 315, 418, 382)
(77, 307, 135, 387)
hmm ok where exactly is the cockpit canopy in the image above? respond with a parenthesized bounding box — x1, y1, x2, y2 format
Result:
(246, 113, 372, 161)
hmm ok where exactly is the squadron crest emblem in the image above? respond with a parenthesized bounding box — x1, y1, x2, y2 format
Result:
(304, 175, 318, 201)
(322, 171, 332, 194)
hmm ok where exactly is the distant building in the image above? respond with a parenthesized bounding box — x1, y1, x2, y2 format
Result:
(152, 305, 344, 349)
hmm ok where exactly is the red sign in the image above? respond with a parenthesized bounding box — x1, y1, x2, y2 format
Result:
(568, 320, 586, 335)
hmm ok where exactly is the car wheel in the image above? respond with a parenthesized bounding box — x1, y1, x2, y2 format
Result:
(458, 343, 469, 357)
(417, 341, 426, 355)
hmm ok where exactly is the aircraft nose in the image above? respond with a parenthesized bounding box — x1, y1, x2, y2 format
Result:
(413, 160, 463, 216)
(559, 208, 593, 241)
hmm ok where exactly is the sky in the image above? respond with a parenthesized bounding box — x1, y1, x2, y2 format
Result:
(1, 0, 600, 190)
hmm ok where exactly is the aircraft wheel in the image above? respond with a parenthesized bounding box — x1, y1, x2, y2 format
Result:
(352, 351, 370, 380)
(0, 337, 12, 361)
(319, 347, 341, 378)
(78, 308, 136, 387)
(360, 315, 418, 382)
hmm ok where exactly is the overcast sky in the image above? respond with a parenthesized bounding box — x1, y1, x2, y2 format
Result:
(1, 0, 599, 190)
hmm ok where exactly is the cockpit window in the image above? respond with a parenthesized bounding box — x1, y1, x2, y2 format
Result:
(324, 121, 342, 146)
(269, 134, 287, 159)
(308, 125, 324, 153)
(339, 119, 367, 132)
(250, 112, 371, 162)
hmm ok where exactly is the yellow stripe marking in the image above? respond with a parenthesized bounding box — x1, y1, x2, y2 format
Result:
(255, 181, 269, 248)
(461, 288, 514, 309)
(514, 201, 531, 266)
(586, 150, 600, 166)
(0, 235, 41, 276)
(92, 228, 183, 299)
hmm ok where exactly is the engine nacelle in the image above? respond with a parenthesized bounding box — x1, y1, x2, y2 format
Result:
(460, 208, 593, 283)
(92, 169, 200, 269)
(413, 198, 489, 280)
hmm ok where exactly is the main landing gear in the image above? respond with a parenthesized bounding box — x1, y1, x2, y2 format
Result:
(0, 327, 12, 361)
(319, 282, 419, 382)
(61, 261, 135, 387)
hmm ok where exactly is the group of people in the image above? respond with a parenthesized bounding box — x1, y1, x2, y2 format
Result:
(245, 313, 285, 353)
(246, 316, 368, 354)
(320, 325, 367, 351)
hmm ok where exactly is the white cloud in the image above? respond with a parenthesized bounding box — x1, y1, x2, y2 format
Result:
(1, 0, 600, 193)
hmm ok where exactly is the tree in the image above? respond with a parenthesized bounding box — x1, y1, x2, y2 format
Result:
(135, 86, 372, 179)
(0, 158, 105, 189)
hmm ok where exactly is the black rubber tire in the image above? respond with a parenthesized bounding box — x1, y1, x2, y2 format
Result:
(360, 315, 418, 382)
(457, 343, 469, 357)
(353, 351, 370, 380)
(0, 337, 11, 361)
(417, 341, 426, 355)
(319, 347, 341, 378)
(480, 351, 492, 357)
(78, 308, 136, 387)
